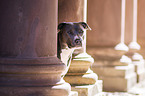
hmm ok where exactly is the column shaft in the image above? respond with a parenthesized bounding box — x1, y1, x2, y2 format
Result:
(0, 0, 70, 96)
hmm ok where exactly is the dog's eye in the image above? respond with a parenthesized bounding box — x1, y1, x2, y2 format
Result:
(79, 30, 84, 34)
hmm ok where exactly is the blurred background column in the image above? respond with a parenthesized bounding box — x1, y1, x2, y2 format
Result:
(87, 0, 137, 92)
(115, 0, 129, 51)
(126, 0, 145, 83)
(0, 0, 71, 96)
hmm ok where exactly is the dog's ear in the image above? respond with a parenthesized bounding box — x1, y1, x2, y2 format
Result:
(79, 22, 91, 30)
(58, 23, 66, 32)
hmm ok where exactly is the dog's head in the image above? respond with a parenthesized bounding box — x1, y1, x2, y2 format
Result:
(58, 22, 91, 49)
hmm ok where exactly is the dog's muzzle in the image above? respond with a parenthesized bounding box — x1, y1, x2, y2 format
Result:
(67, 38, 83, 48)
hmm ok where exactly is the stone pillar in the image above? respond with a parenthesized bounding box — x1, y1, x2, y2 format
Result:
(87, 0, 137, 92)
(58, 0, 103, 96)
(125, 0, 145, 83)
(115, 0, 129, 51)
(0, 0, 71, 96)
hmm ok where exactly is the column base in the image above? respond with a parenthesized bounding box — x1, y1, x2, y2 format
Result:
(133, 60, 145, 82)
(64, 52, 103, 95)
(87, 47, 137, 91)
(64, 70, 98, 85)
(72, 80, 102, 96)
(137, 70, 145, 82)
(92, 64, 137, 92)
(71, 80, 103, 96)
(125, 51, 145, 82)
(69, 91, 78, 96)
(0, 57, 71, 96)
(0, 82, 70, 96)
(101, 72, 136, 92)
(65, 52, 97, 85)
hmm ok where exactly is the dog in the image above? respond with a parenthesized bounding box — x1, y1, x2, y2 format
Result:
(57, 22, 91, 59)
(57, 22, 91, 76)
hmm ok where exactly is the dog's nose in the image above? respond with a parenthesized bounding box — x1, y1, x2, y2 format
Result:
(75, 39, 81, 45)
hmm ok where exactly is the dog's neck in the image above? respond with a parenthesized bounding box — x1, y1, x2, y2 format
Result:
(57, 32, 61, 59)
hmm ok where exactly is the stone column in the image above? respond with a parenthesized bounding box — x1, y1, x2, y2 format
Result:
(115, 0, 129, 51)
(59, 0, 103, 96)
(87, 0, 137, 92)
(126, 0, 145, 82)
(0, 0, 71, 96)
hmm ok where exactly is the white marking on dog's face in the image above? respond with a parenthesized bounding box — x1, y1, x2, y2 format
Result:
(63, 22, 74, 25)
(74, 35, 79, 40)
